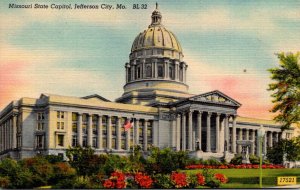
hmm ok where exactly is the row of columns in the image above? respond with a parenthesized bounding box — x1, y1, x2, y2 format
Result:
(171, 110, 285, 156)
(0, 115, 17, 152)
(125, 59, 187, 83)
(173, 110, 234, 153)
(76, 114, 151, 151)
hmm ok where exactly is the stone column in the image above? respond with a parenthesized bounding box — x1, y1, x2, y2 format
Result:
(176, 114, 181, 151)
(125, 63, 129, 82)
(268, 131, 273, 148)
(182, 63, 186, 83)
(263, 135, 267, 155)
(246, 129, 249, 140)
(117, 117, 122, 150)
(143, 120, 148, 151)
(12, 115, 17, 149)
(171, 117, 176, 148)
(132, 63, 135, 81)
(135, 119, 139, 145)
(275, 132, 279, 144)
(77, 114, 82, 146)
(175, 61, 179, 81)
(256, 132, 260, 156)
(87, 114, 93, 147)
(206, 112, 211, 152)
(107, 116, 112, 149)
(219, 117, 225, 153)
(197, 112, 202, 151)
(126, 124, 130, 151)
(182, 113, 186, 151)
(154, 60, 158, 78)
(238, 128, 242, 153)
(97, 115, 103, 149)
(216, 113, 220, 153)
(225, 115, 229, 152)
(251, 130, 255, 155)
(164, 61, 168, 79)
(142, 59, 146, 78)
(188, 110, 193, 151)
(232, 115, 237, 153)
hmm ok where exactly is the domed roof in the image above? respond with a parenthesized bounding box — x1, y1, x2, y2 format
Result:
(131, 4, 183, 54)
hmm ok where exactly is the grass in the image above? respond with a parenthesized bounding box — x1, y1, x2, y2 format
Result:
(184, 168, 300, 188)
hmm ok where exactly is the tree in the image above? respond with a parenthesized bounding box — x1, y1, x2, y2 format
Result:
(268, 52, 300, 130)
(66, 146, 106, 176)
(267, 136, 300, 164)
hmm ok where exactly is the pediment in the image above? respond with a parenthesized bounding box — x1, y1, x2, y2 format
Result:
(189, 90, 241, 107)
(81, 94, 111, 102)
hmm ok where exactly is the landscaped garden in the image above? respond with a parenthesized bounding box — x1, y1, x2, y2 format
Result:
(0, 145, 299, 189)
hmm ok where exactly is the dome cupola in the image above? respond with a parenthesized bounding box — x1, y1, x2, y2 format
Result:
(117, 4, 189, 106)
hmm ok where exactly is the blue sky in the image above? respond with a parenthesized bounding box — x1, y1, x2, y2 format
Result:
(0, 0, 299, 119)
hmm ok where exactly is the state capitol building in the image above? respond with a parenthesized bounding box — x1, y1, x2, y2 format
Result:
(0, 5, 294, 160)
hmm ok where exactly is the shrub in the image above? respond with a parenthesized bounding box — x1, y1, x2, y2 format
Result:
(230, 154, 242, 165)
(249, 155, 260, 164)
(145, 147, 190, 174)
(0, 176, 10, 188)
(152, 174, 173, 188)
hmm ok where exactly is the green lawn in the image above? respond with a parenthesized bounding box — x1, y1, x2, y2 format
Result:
(184, 169, 300, 188)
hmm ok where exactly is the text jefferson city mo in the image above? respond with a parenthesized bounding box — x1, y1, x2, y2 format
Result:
(8, 3, 148, 10)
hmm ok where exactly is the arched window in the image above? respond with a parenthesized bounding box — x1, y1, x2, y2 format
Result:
(146, 65, 152, 77)
(158, 65, 163, 78)
(179, 66, 183, 81)
(169, 66, 174, 79)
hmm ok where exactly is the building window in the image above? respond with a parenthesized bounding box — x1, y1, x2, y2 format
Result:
(146, 65, 152, 77)
(169, 66, 174, 79)
(57, 122, 64, 130)
(82, 136, 87, 147)
(103, 138, 107, 148)
(158, 64, 163, 77)
(179, 66, 183, 81)
(111, 117, 117, 136)
(147, 121, 153, 144)
(57, 135, 64, 147)
(121, 139, 126, 149)
(92, 115, 98, 135)
(92, 137, 97, 148)
(72, 135, 77, 147)
(128, 69, 131, 82)
(72, 123, 77, 133)
(37, 113, 45, 121)
(102, 116, 107, 135)
(36, 135, 44, 149)
(57, 111, 64, 119)
(37, 123, 44, 130)
(136, 66, 141, 79)
(112, 138, 116, 149)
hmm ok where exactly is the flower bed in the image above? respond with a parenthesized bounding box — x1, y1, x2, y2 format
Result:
(102, 170, 228, 189)
(185, 164, 284, 170)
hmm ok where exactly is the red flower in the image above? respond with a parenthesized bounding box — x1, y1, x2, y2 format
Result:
(214, 173, 228, 184)
(171, 172, 189, 188)
(196, 173, 205, 186)
(134, 172, 153, 188)
(103, 179, 115, 189)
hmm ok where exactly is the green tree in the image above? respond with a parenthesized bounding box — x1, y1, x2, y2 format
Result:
(267, 136, 300, 164)
(66, 146, 106, 176)
(268, 52, 300, 130)
(0, 158, 33, 188)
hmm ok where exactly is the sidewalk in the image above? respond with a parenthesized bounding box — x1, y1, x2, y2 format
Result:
(271, 184, 300, 188)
